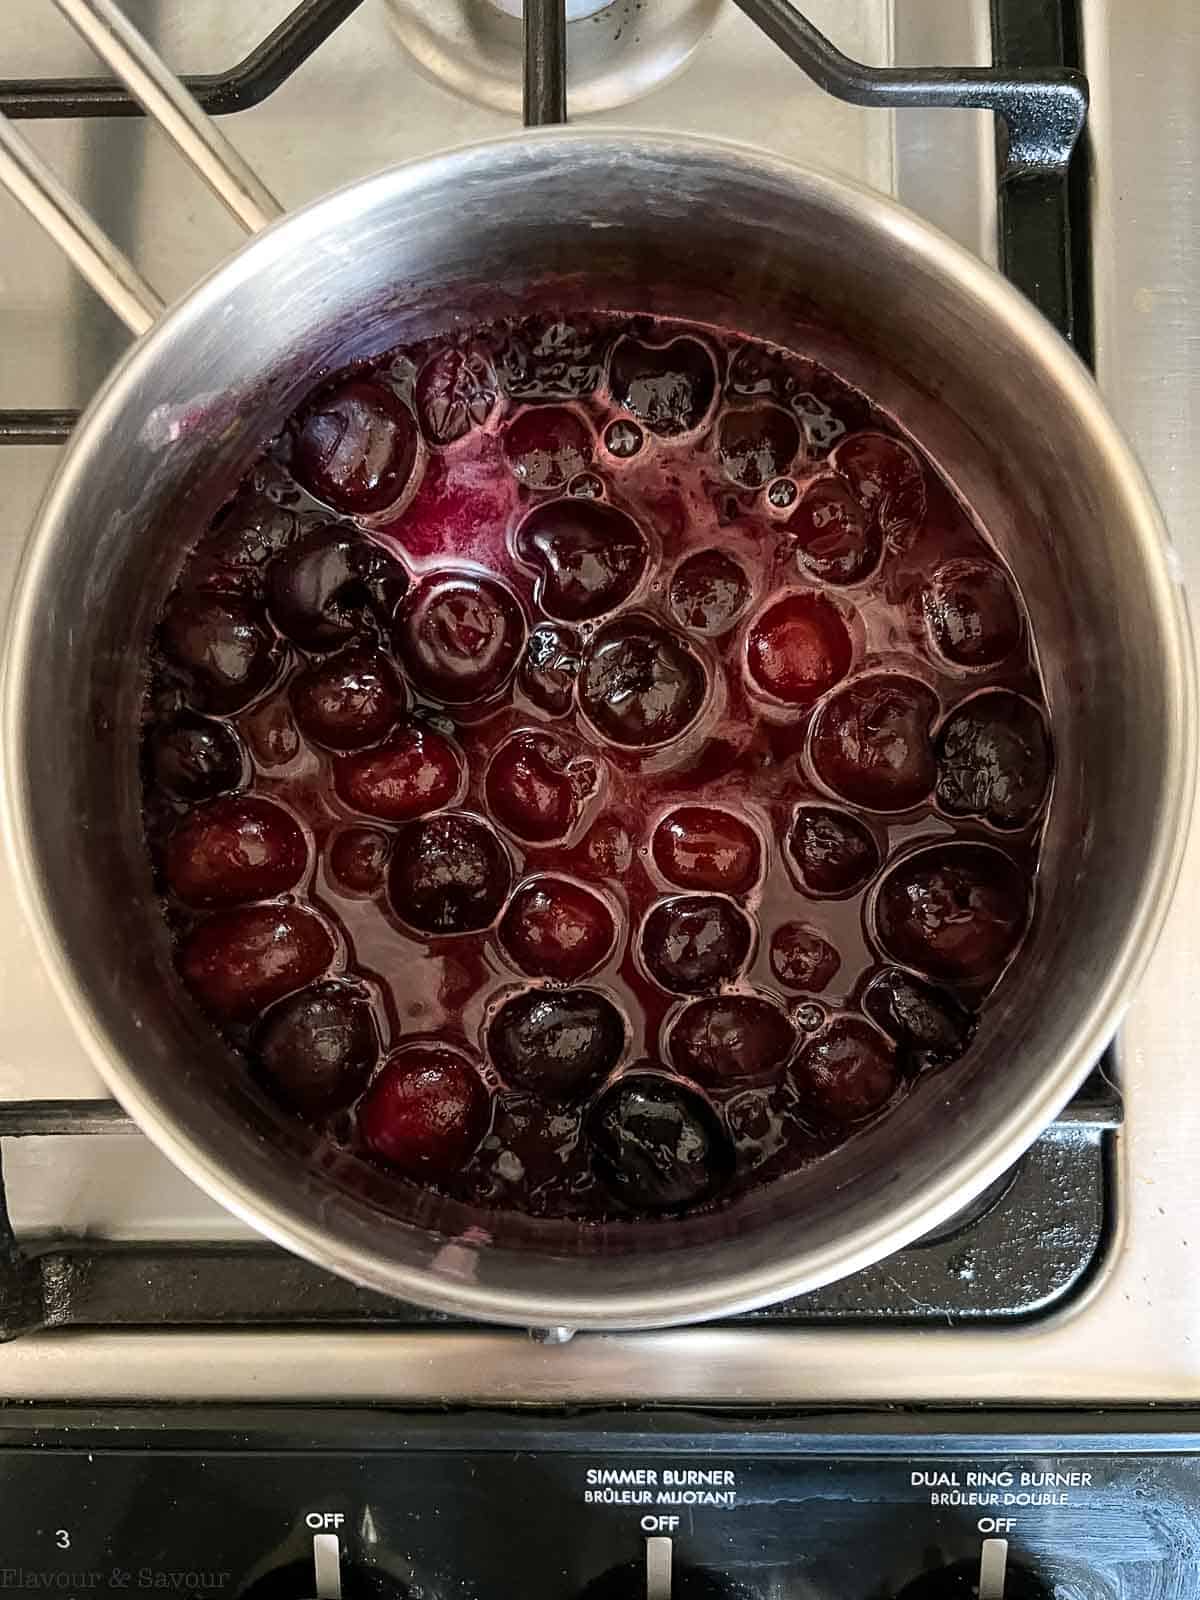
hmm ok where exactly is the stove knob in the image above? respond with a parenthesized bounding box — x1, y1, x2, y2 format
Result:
(895, 1543, 1050, 1599)
(581, 1552, 730, 1600)
(646, 1537, 672, 1600)
(312, 1535, 342, 1600)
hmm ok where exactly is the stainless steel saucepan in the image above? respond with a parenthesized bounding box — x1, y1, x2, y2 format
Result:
(0, 0, 1193, 1329)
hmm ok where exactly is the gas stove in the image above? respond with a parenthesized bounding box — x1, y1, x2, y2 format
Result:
(0, 1, 1198, 1593)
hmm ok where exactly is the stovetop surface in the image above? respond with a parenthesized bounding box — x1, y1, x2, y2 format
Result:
(0, 0, 1196, 1403)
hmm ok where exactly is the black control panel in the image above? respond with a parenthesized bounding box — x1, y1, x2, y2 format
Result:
(2, 1410, 1199, 1600)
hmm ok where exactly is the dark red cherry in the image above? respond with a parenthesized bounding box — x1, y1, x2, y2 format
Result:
(640, 895, 753, 994)
(358, 1043, 492, 1175)
(327, 825, 391, 895)
(160, 592, 280, 714)
(745, 592, 853, 707)
(652, 806, 761, 894)
(787, 805, 881, 897)
(832, 430, 927, 546)
(791, 1019, 898, 1124)
(290, 378, 420, 516)
(149, 714, 244, 801)
(415, 343, 497, 445)
(503, 406, 593, 489)
(874, 842, 1030, 986)
(669, 550, 751, 635)
(515, 498, 648, 622)
(179, 904, 334, 1022)
(334, 725, 463, 821)
(493, 317, 606, 403)
(291, 645, 405, 752)
(254, 980, 377, 1116)
(935, 690, 1051, 829)
(810, 673, 939, 812)
(582, 816, 634, 878)
(485, 731, 599, 844)
(266, 525, 408, 651)
(499, 876, 615, 981)
(668, 994, 795, 1087)
(165, 795, 306, 908)
(587, 1069, 734, 1212)
(717, 404, 801, 488)
(518, 621, 582, 715)
(194, 496, 298, 593)
(387, 812, 511, 935)
(488, 987, 625, 1099)
(609, 335, 718, 437)
(861, 966, 977, 1072)
(579, 618, 706, 748)
(789, 478, 882, 585)
(769, 921, 841, 992)
(395, 570, 525, 704)
(923, 557, 1022, 668)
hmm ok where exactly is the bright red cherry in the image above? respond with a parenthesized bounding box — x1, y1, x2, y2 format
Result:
(334, 725, 464, 822)
(358, 1043, 492, 1176)
(165, 795, 306, 908)
(746, 592, 853, 707)
(499, 877, 616, 981)
(179, 904, 334, 1022)
(651, 806, 761, 895)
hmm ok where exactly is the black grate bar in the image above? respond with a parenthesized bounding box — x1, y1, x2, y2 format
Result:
(0, 0, 367, 120)
(729, 0, 1087, 179)
(523, 0, 568, 127)
(0, 1100, 137, 1137)
(0, 410, 79, 444)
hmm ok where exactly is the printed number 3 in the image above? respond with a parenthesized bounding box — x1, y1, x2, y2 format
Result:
(55, 1531, 71, 1550)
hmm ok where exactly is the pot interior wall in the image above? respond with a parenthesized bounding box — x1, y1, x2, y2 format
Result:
(6, 137, 1184, 1324)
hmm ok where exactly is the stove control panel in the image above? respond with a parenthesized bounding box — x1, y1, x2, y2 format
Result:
(1, 1411, 1197, 1599)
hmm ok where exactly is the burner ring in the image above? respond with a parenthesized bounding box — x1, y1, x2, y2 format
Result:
(387, 0, 724, 116)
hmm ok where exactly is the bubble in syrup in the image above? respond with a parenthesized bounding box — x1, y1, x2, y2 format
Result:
(603, 419, 644, 459)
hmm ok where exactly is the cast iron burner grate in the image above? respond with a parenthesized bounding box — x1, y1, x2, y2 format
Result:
(0, 0, 1104, 1341)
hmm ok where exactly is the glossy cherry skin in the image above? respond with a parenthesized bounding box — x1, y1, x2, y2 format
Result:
(488, 987, 625, 1099)
(640, 895, 754, 994)
(668, 994, 795, 1087)
(515, 498, 649, 622)
(358, 1043, 492, 1176)
(769, 921, 841, 992)
(291, 645, 406, 752)
(861, 966, 977, 1072)
(494, 316, 606, 403)
(327, 826, 391, 895)
(787, 805, 881, 897)
(165, 795, 306, 908)
(789, 478, 881, 585)
(810, 673, 939, 812)
(579, 618, 706, 748)
(485, 730, 599, 844)
(498, 877, 616, 981)
(668, 551, 751, 635)
(415, 343, 497, 445)
(745, 592, 853, 707)
(387, 812, 512, 935)
(160, 592, 280, 714)
(717, 403, 801, 488)
(396, 570, 526, 705)
(290, 378, 420, 516)
(254, 980, 377, 1116)
(586, 1069, 735, 1212)
(178, 904, 334, 1022)
(935, 690, 1051, 829)
(873, 842, 1030, 986)
(791, 1018, 899, 1124)
(832, 430, 927, 546)
(609, 334, 718, 436)
(519, 621, 583, 716)
(149, 714, 244, 801)
(266, 525, 407, 652)
(651, 806, 761, 895)
(334, 725, 464, 821)
(502, 405, 593, 489)
(923, 557, 1022, 668)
